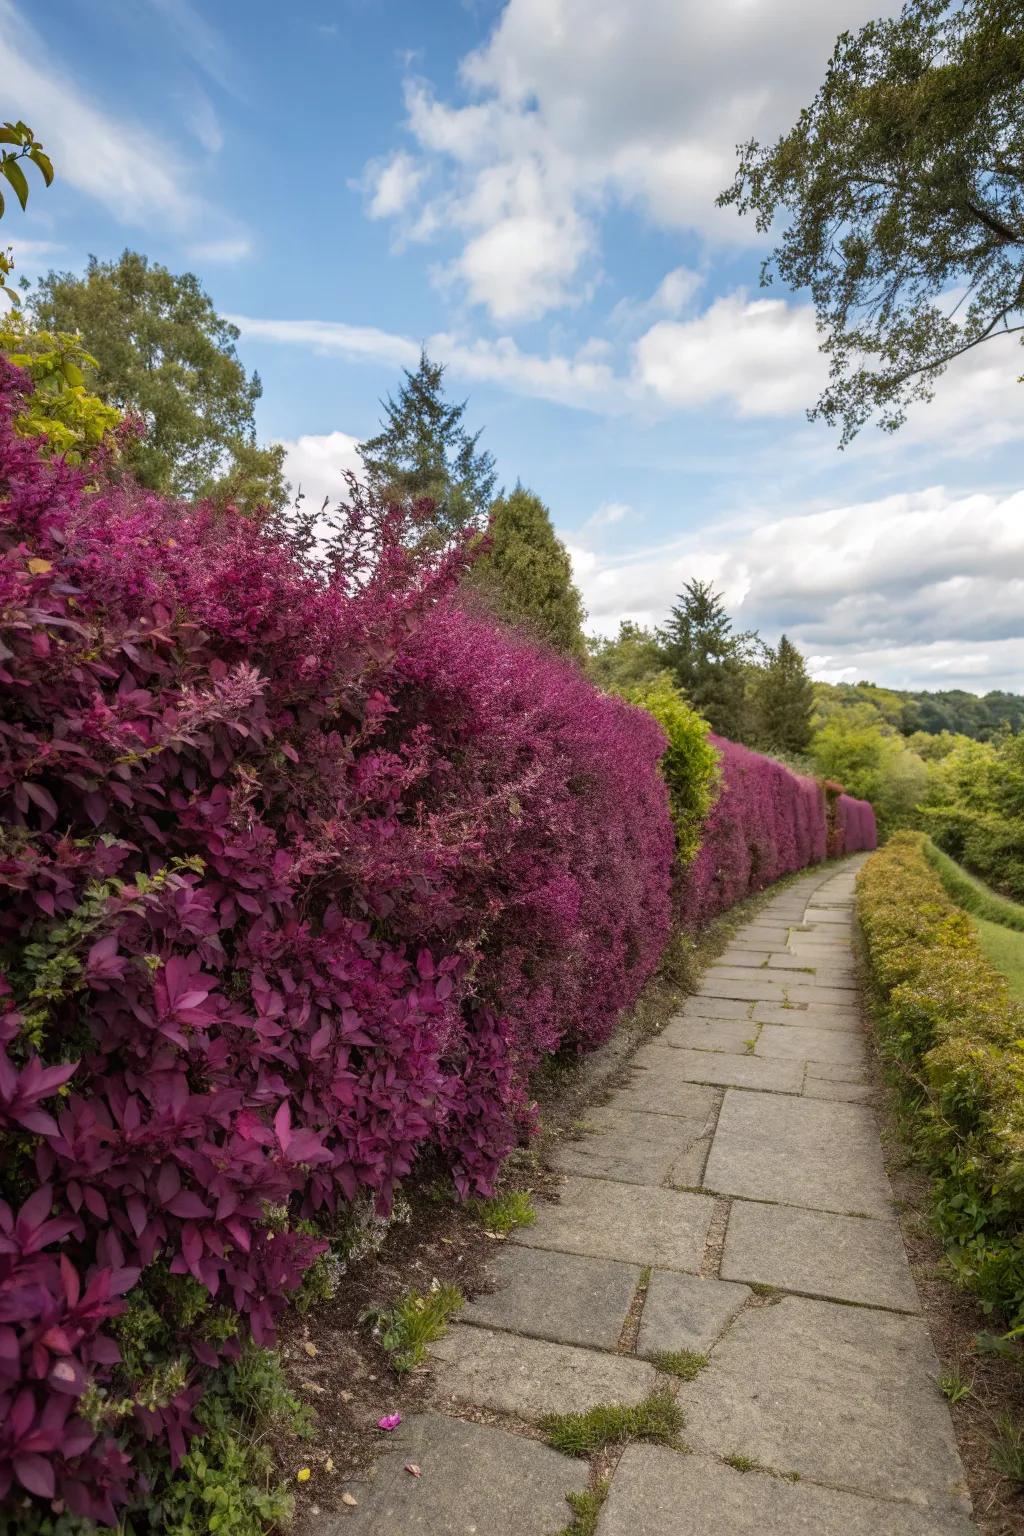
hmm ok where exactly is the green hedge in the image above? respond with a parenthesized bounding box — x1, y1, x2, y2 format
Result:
(857, 832, 1024, 1325)
(623, 677, 719, 865)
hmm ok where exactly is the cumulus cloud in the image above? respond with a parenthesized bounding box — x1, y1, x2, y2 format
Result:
(633, 294, 825, 415)
(363, 150, 426, 220)
(281, 430, 362, 513)
(573, 486, 1024, 692)
(360, 0, 902, 319)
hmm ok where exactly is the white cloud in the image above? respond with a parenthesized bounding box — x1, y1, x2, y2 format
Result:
(573, 485, 1024, 692)
(0, 0, 199, 228)
(281, 430, 362, 512)
(633, 294, 825, 415)
(188, 236, 252, 264)
(229, 314, 619, 411)
(364, 150, 426, 219)
(361, 0, 903, 320)
(185, 90, 224, 154)
(228, 315, 420, 371)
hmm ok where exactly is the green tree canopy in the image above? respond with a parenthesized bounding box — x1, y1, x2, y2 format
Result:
(470, 484, 586, 657)
(719, 0, 1024, 445)
(30, 250, 286, 511)
(755, 634, 815, 754)
(657, 579, 759, 739)
(358, 349, 496, 546)
(587, 621, 668, 694)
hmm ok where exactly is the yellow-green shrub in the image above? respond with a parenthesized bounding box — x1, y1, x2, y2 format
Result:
(624, 676, 718, 865)
(857, 832, 1024, 1323)
(1, 317, 121, 461)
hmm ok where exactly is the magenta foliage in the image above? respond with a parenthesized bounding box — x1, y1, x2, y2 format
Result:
(0, 358, 675, 1520)
(833, 793, 877, 857)
(678, 737, 874, 927)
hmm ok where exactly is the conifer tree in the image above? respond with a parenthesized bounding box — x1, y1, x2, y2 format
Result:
(358, 349, 496, 546)
(756, 634, 815, 754)
(657, 579, 758, 739)
(471, 484, 586, 657)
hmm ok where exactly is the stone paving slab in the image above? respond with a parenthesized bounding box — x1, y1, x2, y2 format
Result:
(613, 1056, 722, 1121)
(333, 1412, 587, 1535)
(751, 1002, 860, 1030)
(677, 1295, 971, 1513)
(553, 1105, 709, 1187)
(804, 1077, 875, 1103)
(787, 983, 860, 1006)
(595, 1448, 976, 1536)
(636, 1271, 750, 1357)
(658, 1017, 754, 1053)
(697, 976, 789, 1003)
(806, 1058, 868, 1083)
(517, 1174, 716, 1271)
(432, 1324, 660, 1418)
(679, 995, 753, 1021)
(755, 1023, 865, 1065)
(721, 1201, 919, 1311)
(462, 1246, 641, 1348)
(702, 1090, 893, 1216)
(645, 1043, 803, 1095)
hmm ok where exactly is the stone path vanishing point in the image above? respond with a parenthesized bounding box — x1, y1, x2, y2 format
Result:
(325, 858, 977, 1535)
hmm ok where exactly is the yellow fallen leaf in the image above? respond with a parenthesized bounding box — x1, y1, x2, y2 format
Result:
(26, 558, 52, 575)
(302, 1340, 318, 1357)
(296, 1467, 311, 1483)
(324, 1458, 335, 1473)
(341, 1492, 358, 1507)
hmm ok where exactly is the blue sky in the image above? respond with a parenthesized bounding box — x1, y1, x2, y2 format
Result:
(4, 0, 1023, 693)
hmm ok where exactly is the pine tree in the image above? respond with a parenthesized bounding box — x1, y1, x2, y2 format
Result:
(657, 579, 758, 739)
(470, 484, 586, 657)
(756, 634, 815, 754)
(358, 349, 496, 547)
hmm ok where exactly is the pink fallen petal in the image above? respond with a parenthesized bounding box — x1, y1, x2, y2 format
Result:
(376, 1413, 401, 1431)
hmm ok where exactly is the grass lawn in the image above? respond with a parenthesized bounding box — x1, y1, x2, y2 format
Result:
(971, 915, 1024, 1002)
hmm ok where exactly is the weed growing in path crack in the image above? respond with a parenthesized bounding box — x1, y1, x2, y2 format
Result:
(724, 1453, 799, 1480)
(360, 1284, 463, 1373)
(555, 1482, 609, 1536)
(647, 1349, 709, 1380)
(540, 1390, 684, 1456)
(471, 1190, 537, 1235)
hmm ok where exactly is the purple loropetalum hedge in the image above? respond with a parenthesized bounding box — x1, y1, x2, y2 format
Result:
(677, 736, 875, 927)
(0, 356, 675, 1522)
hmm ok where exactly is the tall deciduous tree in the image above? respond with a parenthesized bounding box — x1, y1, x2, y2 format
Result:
(31, 251, 286, 511)
(358, 349, 496, 546)
(470, 483, 586, 657)
(756, 634, 815, 754)
(719, 0, 1024, 445)
(658, 579, 759, 739)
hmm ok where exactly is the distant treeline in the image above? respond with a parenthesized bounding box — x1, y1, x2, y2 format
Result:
(816, 682, 1024, 741)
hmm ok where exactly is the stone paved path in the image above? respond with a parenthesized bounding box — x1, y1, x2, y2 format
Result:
(325, 859, 976, 1534)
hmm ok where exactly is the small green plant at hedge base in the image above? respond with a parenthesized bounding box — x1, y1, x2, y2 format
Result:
(472, 1189, 537, 1234)
(540, 1389, 684, 1456)
(361, 1283, 464, 1373)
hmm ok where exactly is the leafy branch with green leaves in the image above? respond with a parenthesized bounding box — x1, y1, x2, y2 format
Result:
(0, 120, 54, 306)
(719, 0, 1024, 445)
